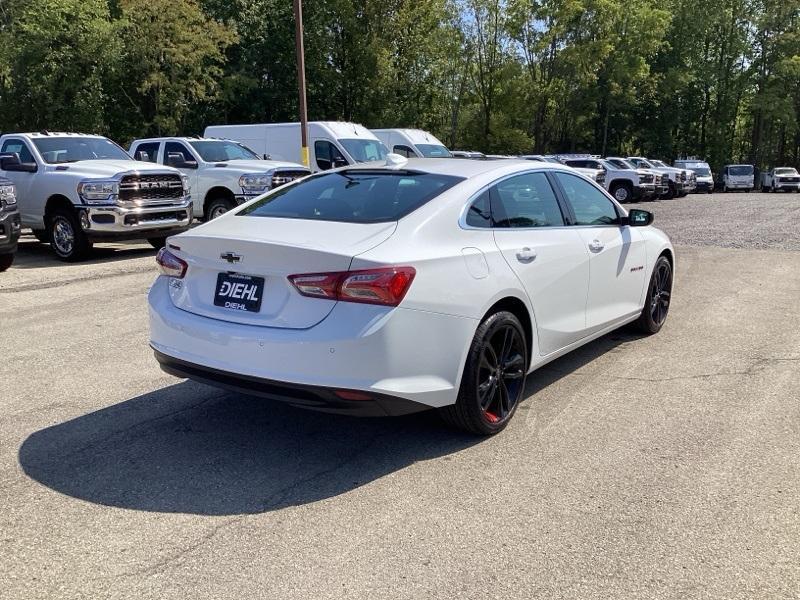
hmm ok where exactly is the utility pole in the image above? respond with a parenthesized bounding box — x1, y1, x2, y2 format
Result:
(293, 0, 309, 168)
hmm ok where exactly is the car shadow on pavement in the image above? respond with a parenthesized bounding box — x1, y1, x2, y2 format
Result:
(19, 329, 644, 516)
(11, 236, 155, 269)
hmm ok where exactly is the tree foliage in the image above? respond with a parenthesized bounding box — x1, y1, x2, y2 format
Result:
(1, 0, 799, 169)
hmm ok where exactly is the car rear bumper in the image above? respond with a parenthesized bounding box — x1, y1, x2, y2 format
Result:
(0, 209, 21, 254)
(81, 199, 194, 240)
(148, 276, 477, 410)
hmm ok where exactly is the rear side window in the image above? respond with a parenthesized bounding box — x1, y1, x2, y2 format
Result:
(465, 189, 492, 228)
(239, 171, 464, 223)
(491, 172, 565, 228)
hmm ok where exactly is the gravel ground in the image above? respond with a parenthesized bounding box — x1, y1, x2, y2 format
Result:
(628, 191, 800, 251)
(1, 197, 799, 599)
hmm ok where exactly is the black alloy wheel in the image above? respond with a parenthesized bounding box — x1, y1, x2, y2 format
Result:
(440, 311, 527, 435)
(635, 255, 673, 334)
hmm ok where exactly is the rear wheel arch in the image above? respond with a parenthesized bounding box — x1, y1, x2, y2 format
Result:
(480, 296, 535, 366)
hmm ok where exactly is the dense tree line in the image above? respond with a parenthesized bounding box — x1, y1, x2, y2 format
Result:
(1, 0, 798, 170)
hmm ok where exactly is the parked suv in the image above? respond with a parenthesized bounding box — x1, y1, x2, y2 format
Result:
(760, 167, 800, 193)
(560, 156, 656, 202)
(0, 132, 192, 261)
(129, 137, 310, 220)
(0, 177, 20, 271)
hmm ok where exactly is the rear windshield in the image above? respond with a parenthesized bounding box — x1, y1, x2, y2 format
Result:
(238, 170, 464, 223)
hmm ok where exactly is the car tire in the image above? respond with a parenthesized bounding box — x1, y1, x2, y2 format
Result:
(611, 183, 632, 204)
(32, 229, 49, 243)
(147, 237, 168, 250)
(635, 256, 673, 335)
(762, 185, 770, 193)
(439, 311, 528, 436)
(205, 197, 236, 221)
(49, 209, 92, 262)
(0, 253, 13, 272)
(665, 181, 676, 199)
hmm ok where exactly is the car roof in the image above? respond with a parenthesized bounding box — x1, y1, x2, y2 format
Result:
(8, 132, 106, 139)
(338, 157, 569, 178)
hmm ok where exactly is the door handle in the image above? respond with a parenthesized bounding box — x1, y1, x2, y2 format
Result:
(588, 239, 604, 253)
(516, 247, 537, 262)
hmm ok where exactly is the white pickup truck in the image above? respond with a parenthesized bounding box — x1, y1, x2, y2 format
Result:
(760, 167, 800, 193)
(0, 132, 192, 261)
(129, 137, 310, 220)
(560, 156, 659, 202)
(626, 157, 693, 198)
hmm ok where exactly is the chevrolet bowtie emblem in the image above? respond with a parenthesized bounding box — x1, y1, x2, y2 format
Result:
(220, 252, 242, 264)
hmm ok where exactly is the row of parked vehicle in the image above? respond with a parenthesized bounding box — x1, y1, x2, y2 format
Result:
(0, 122, 796, 267)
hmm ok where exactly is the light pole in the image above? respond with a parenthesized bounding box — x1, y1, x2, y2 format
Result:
(293, 0, 309, 168)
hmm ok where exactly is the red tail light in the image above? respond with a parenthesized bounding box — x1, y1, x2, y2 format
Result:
(288, 266, 416, 306)
(156, 248, 188, 278)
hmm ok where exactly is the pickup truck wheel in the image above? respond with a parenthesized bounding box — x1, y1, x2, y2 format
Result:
(762, 185, 771, 193)
(665, 181, 676, 199)
(611, 183, 632, 203)
(147, 237, 167, 250)
(49, 209, 92, 262)
(205, 197, 235, 221)
(32, 229, 49, 243)
(0, 253, 13, 272)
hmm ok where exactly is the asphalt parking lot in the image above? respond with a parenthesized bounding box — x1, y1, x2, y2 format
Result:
(1, 192, 798, 599)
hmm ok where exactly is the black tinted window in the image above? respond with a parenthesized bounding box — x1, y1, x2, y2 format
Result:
(555, 172, 619, 225)
(465, 189, 492, 228)
(491, 172, 564, 228)
(134, 142, 160, 162)
(315, 141, 347, 171)
(1, 139, 34, 163)
(239, 171, 463, 223)
(163, 142, 191, 166)
(393, 145, 416, 158)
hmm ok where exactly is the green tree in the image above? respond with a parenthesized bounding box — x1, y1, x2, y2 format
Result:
(108, 0, 236, 141)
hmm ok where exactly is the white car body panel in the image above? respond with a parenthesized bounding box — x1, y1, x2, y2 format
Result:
(370, 129, 451, 158)
(203, 122, 385, 172)
(149, 158, 674, 412)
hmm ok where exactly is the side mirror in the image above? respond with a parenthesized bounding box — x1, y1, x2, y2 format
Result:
(135, 150, 150, 162)
(0, 152, 37, 173)
(262, 153, 272, 160)
(166, 152, 198, 169)
(626, 209, 653, 227)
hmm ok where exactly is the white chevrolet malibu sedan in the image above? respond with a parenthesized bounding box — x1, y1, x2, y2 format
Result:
(149, 155, 674, 434)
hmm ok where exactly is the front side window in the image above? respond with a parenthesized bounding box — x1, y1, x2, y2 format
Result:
(491, 172, 564, 228)
(163, 142, 193, 166)
(315, 140, 347, 171)
(393, 145, 416, 158)
(189, 140, 259, 162)
(239, 170, 463, 223)
(339, 139, 388, 163)
(133, 142, 160, 163)
(555, 172, 619, 226)
(32, 137, 131, 164)
(1, 139, 35, 163)
(609, 158, 637, 170)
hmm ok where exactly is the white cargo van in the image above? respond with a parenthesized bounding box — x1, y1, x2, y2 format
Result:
(203, 122, 388, 172)
(370, 128, 451, 158)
